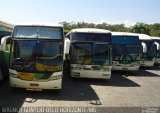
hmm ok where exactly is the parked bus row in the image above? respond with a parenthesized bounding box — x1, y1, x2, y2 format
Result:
(66, 28, 160, 79)
(0, 24, 160, 91)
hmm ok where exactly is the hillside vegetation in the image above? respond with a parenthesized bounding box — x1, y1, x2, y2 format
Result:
(60, 21, 160, 37)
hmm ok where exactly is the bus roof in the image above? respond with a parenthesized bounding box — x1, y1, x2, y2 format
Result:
(68, 28, 111, 34)
(0, 20, 14, 29)
(67, 28, 111, 43)
(151, 36, 160, 40)
(114, 32, 152, 40)
(14, 23, 63, 28)
(136, 33, 151, 40)
(111, 32, 139, 45)
(111, 32, 138, 36)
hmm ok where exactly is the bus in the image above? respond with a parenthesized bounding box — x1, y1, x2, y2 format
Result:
(0, 21, 13, 81)
(66, 28, 112, 79)
(151, 36, 160, 65)
(1, 36, 11, 80)
(111, 32, 140, 71)
(3, 24, 66, 90)
(0, 20, 13, 38)
(138, 34, 157, 67)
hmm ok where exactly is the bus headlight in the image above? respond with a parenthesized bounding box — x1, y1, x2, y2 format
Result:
(50, 75, 62, 80)
(131, 62, 140, 66)
(101, 66, 111, 71)
(112, 61, 119, 65)
(10, 73, 18, 78)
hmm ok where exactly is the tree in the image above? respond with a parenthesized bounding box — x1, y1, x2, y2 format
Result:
(110, 24, 128, 32)
(149, 23, 160, 37)
(96, 22, 109, 29)
(59, 21, 72, 30)
(129, 22, 150, 35)
(59, 21, 160, 37)
(88, 23, 96, 28)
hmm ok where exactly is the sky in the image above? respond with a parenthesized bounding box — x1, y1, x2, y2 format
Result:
(0, 0, 160, 27)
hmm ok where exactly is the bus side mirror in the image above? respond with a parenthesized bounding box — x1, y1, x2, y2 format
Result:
(64, 38, 70, 54)
(1, 36, 11, 51)
(141, 42, 147, 53)
(154, 42, 160, 50)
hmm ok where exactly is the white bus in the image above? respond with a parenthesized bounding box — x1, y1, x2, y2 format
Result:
(151, 36, 160, 65)
(138, 34, 157, 67)
(66, 28, 112, 79)
(1, 24, 69, 90)
(111, 32, 140, 71)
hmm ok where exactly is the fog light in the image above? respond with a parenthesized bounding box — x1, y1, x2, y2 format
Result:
(50, 75, 62, 80)
(10, 73, 18, 78)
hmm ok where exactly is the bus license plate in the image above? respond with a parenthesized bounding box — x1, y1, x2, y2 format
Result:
(30, 83, 39, 87)
(122, 68, 128, 70)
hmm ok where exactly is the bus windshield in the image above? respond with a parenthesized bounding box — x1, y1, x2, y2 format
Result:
(71, 43, 110, 65)
(13, 26, 63, 39)
(10, 40, 63, 72)
(112, 44, 139, 61)
(141, 40, 157, 59)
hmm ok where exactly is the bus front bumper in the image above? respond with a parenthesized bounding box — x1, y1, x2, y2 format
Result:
(155, 59, 160, 64)
(112, 65, 140, 71)
(10, 76, 62, 90)
(71, 70, 111, 79)
(140, 61, 155, 67)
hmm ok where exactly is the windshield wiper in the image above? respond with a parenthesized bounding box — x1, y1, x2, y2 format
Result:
(36, 54, 63, 60)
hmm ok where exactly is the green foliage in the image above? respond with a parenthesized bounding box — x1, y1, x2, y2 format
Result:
(59, 21, 128, 32)
(149, 23, 160, 37)
(110, 24, 128, 32)
(59, 21, 160, 37)
(129, 22, 150, 35)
